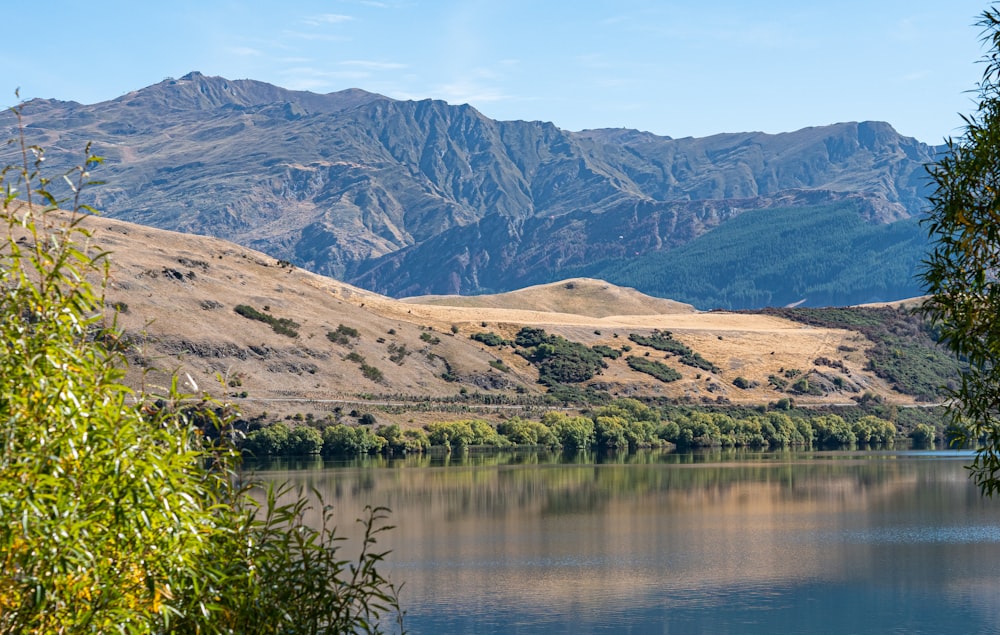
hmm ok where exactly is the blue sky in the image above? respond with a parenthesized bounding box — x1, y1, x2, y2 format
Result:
(4, 1, 990, 143)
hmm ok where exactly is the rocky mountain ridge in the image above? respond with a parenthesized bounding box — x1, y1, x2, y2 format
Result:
(6, 71, 943, 307)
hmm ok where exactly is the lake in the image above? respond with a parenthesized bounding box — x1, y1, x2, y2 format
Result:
(253, 449, 1000, 634)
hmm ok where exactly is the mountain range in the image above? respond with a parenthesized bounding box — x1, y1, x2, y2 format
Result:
(6, 71, 943, 309)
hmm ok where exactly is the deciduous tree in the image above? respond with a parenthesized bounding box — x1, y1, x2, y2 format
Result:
(922, 6, 1000, 496)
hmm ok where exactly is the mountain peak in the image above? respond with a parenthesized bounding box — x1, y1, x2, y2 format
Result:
(114, 72, 387, 115)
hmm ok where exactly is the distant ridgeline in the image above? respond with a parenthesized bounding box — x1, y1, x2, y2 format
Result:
(6, 71, 941, 309)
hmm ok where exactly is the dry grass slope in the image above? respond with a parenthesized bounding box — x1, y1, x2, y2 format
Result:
(66, 213, 916, 426)
(402, 278, 696, 317)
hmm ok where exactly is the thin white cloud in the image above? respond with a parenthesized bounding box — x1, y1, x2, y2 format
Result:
(281, 66, 375, 91)
(898, 71, 928, 82)
(891, 17, 923, 42)
(339, 60, 407, 70)
(594, 76, 636, 89)
(576, 54, 613, 70)
(340, 0, 395, 7)
(228, 46, 262, 57)
(433, 80, 509, 105)
(304, 13, 353, 26)
(283, 77, 332, 91)
(281, 30, 348, 42)
(600, 13, 633, 26)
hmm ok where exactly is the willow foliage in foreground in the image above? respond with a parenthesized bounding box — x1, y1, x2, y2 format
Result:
(922, 7, 1000, 497)
(0, 104, 404, 633)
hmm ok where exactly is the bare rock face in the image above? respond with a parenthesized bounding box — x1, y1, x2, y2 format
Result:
(5, 72, 943, 308)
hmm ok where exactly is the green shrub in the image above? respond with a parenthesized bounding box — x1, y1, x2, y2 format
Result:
(361, 363, 384, 382)
(680, 351, 719, 372)
(811, 415, 857, 446)
(400, 428, 431, 452)
(288, 425, 324, 455)
(326, 324, 358, 346)
(496, 417, 559, 446)
(425, 420, 475, 449)
(542, 412, 596, 451)
(471, 331, 507, 346)
(544, 383, 613, 406)
(629, 330, 691, 355)
(420, 331, 441, 344)
(327, 323, 359, 345)
(629, 331, 719, 371)
(910, 423, 937, 448)
(425, 419, 510, 448)
(336, 323, 359, 338)
(627, 356, 682, 382)
(244, 422, 292, 457)
(0, 128, 401, 632)
(773, 397, 794, 410)
(595, 416, 629, 448)
(790, 376, 823, 395)
(852, 415, 896, 445)
(513, 327, 607, 386)
(655, 420, 681, 443)
(592, 344, 622, 359)
(234, 303, 300, 338)
(388, 342, 410, 364)
(321, 424, 386, 455)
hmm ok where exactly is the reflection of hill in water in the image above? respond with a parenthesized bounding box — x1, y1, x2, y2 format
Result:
(252, 451, 984, 611)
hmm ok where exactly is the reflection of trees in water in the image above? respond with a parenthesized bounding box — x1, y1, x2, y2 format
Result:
(251, 453, 995, 631)
(253, 450, 967, 523)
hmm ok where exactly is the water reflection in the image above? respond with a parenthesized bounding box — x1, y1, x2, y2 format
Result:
(251, 450, 1000, 635)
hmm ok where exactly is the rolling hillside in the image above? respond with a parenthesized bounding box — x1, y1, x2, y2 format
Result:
(50, 212, 953, 428)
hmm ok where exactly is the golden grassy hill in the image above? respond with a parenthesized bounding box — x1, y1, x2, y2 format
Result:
(402, 278, 696, 317)
(53, 213, 918, 427)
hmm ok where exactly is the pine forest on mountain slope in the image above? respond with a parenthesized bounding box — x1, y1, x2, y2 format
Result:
(583, 201, 927, 309)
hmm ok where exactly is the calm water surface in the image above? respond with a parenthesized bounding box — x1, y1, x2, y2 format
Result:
(254, 449, 1000, 634)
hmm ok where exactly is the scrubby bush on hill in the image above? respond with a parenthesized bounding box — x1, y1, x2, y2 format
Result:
(234, 303, 300, 337)
(760, 306, 961, 401)
(513, 327, 608, 386)
(629, 330, 720, 371)
(327, 323, 360, 345)
(627, 356, 682, 382)
(471, 331, 507, 346)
